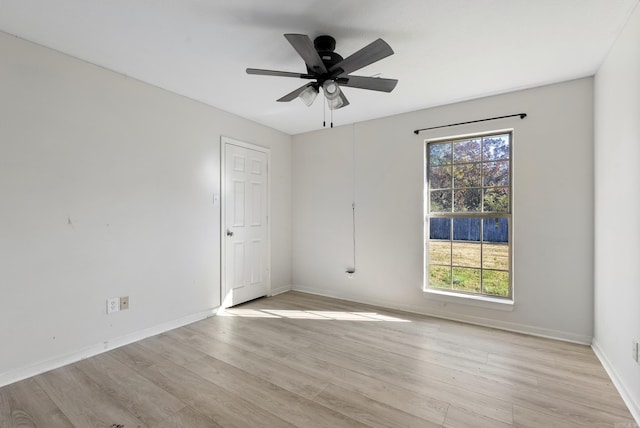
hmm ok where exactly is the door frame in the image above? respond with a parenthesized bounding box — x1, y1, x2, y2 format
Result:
(220, 136, 271, 308)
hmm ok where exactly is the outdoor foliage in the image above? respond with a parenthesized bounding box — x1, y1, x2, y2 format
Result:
(428, 135, 510, 214)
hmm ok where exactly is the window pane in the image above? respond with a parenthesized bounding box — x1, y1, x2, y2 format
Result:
(429, 241, 451, 264)
(453, 164, 481, 188)
(452, 267, 481, 293)
(429, 165, 452, 189)
(483, 218, 509, 243)
(429, 265, 451, 289)
(429, 217, 451, 240)
(430, 190, 452, 212)
(483, 135, 509, 161)
(453, 218, 480, 241)
(483, 187, 509, 212)
(453, 139, 481, 163)
(482, 243, 509, 270)
(483, 161, 509, 187)
(452, 242, 481, 268)
(454, 188, 481, 212)
(482, 270, 509, 297)
(429, 143, 452, 166)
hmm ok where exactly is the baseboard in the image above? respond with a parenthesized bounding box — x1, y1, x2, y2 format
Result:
(269, 284, 292, 296)
(291, 285, 592, 345)
(414, 304, 592, 345)
(0, 307, 218, 388)
(592, 339, 640, 425)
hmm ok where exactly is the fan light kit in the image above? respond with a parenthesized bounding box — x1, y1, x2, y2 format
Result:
(247, 34, 398, 127)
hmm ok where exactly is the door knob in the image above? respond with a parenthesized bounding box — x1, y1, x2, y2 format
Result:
(226, 229, 234, 237)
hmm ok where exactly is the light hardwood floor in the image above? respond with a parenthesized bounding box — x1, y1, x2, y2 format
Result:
(0, 291, 637, 427)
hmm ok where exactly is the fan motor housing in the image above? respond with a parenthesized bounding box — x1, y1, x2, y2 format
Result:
(314, 35, 336, 52)
(312, 35, 344, 71)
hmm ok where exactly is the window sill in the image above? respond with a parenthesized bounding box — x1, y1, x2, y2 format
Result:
(423, 288, 514, 311)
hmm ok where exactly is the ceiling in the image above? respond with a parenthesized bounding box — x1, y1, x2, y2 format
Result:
(1, 0, 638, 135)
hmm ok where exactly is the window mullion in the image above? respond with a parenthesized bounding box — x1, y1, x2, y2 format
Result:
(449, 218, 454, 288)
(480, 218, 484, 294)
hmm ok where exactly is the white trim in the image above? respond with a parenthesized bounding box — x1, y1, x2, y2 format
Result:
(291, 285, 592, 345)
(0, 307, 218, 388)
(424, 288, 514, 311)
(220, 136, 272, 308)
(592, 339, 640, 425)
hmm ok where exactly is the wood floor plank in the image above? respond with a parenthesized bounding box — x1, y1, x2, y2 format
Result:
(137, 333, 209, 366)
(152, 406, 223, 428)
(183, 331, 329, 399)
(75, 352, 187, 427)
(312, 350, 514, 424)
(443, 405, 513, 428)
(487, 352, 613, 388)
(139, 358, 296, 428)
(210, 306, 514, 424)
(183, 354, 371, 428)
(335, 323, 540, 389)
(193, 316, 451, 424)
(242, 317, 516, 422)
(534, 375, 631, 414)
(109, 341, 172, 373)
(256, 322, 514, 423)
(0, 378, 74, 428)
(34, 365, 149, 428)
(314, 382, 442, 428)
(513, 404, 590, 428)
(0, 291, 635, 428)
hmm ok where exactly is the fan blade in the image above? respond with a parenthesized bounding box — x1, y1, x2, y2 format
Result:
(329, 38, 393, 76)
(284, 34, 328, 75)
(277, 83, 316, 102)
(246, 68, 312, 78)
(340, 75, 398, 92)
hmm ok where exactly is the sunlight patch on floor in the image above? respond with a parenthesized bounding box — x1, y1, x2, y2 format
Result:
(219, 308, 411, 322)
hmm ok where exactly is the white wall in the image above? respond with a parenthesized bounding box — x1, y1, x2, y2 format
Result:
(594, 3, 640, 421)
(0, 32, 292, 385)
(293, 78, 594, 343)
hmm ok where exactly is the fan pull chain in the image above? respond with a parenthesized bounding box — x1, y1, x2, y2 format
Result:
(323, 101, 326, 127)
(331, 108, 334, 128)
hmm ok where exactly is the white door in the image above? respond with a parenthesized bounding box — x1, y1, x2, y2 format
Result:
(222, 139, 269, 307)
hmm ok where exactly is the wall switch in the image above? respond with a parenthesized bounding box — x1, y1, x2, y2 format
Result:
(107, 297, 119, 314)
(119, 296, 129, 310)
(633, 339, 639, 363)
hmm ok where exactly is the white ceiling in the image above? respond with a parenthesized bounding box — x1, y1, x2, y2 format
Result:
(1, 0, 638, 135)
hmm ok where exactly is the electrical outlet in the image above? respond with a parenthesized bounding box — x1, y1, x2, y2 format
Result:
(633, 339, 639, 363)
(119, 296, 129, 310)
(107, 297, 119, 314)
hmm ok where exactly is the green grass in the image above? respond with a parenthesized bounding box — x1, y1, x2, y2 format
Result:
(482, 270, 509, 296)
(453, 267, 480, 293)
(428, 241, 509, 297)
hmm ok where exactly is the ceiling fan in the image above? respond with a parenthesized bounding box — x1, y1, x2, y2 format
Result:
(246, 34, 398, 110)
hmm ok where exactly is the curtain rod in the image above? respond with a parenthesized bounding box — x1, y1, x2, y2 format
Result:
(413, 113, 527, 135)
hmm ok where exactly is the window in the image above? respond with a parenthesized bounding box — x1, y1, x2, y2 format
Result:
(425, 131, 512, 299)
